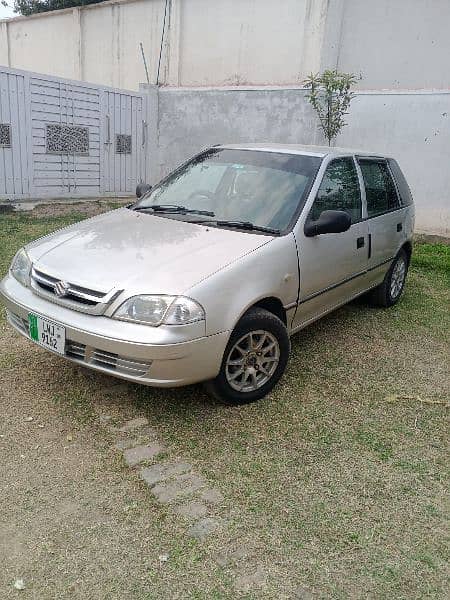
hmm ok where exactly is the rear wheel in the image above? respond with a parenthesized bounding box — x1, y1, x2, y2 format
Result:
(368, 248, 409, 307)
(205, 308, 290, 405)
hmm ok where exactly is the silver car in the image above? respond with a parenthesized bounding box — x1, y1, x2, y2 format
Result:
(1, 144, 414, 404)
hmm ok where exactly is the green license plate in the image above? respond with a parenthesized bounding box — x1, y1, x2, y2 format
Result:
(28, 313, 66, 355)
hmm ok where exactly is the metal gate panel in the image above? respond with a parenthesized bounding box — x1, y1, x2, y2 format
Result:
(30, 77, 102, 197)
(0, 70, 30, 198)
(0, 65, 147, 201)
(102, 89, 143, 194)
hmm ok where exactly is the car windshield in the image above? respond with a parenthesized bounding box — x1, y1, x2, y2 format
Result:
(134, 149, 322, 232)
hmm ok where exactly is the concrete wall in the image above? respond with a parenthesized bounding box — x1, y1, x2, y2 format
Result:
(336, 0, 450, 90)
(177, 0, 327, 87)
(153, 87, 450, 236)
(4, 10, 77, 80)
(156, 87, 320, 176)
(0, 0, 327, 89)
(1, 0, 449, 91)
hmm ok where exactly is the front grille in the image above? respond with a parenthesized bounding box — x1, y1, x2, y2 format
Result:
(90, 349, 151, 377)
(66, 340, 86, 360)
(7, 310, 29, 334)
(30, 267, 119, 315)
(66, 340, 151, 377)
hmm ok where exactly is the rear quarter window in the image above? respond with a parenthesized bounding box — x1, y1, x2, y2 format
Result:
(387, 159, 414, 206)
(358, 159, 401, 218)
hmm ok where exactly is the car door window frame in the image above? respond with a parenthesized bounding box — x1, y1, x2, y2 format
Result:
(356, 157, 402, 219)
(307, 156, 363, 225)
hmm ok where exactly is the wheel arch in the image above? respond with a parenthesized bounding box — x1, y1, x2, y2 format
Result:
(242, 296, 287, 326)
(400, 240, 413, 265)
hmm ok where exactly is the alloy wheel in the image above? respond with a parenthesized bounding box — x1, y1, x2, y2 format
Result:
(390, 257, 406, 299)
(225, 330, 280, 392)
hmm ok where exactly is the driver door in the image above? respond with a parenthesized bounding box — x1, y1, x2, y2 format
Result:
(293, 157, 369, 329)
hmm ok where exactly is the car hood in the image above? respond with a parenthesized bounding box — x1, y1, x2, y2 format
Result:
(26, 208, 272, 295)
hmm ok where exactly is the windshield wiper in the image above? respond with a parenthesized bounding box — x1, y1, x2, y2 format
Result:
(191, 219, 280, 235)
(130, 205, 278, 234)
(131, 204, 215, 217)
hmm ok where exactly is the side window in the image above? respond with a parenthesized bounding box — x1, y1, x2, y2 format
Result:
(358, 160, 401, 217)
(309, 157, 361, 223)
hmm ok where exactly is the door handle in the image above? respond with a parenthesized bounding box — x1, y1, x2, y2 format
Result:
(356, 236, 365, 249)
(142, 120, 148, 147)
(105, 114, 111, 144)
(397, 223, 403, 232)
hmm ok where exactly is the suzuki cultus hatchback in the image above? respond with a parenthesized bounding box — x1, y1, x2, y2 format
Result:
(1, 145, 414, 404)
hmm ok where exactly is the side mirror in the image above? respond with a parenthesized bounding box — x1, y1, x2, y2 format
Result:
(136, 183, 152, 198)
(304, 210, 351, 237)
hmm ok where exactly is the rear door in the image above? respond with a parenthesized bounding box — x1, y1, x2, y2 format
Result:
(293, 156, 369, 328)
(356, 158, 408, 269)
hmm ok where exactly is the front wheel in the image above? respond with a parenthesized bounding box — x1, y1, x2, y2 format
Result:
(368, 248, 409, 307)
(205, 308, 290, 405)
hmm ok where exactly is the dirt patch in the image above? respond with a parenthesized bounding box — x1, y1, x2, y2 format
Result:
(415, 232, 450, 245)
(29, 198, 131, 219)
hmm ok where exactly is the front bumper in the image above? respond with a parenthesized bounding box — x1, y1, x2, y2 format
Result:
(0, 275, 228, 387)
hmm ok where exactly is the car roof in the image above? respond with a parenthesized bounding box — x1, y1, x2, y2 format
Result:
(217, 143, 391, 160)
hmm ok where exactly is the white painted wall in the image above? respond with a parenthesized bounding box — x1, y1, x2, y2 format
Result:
(0, 0, 327, 89)
(1, 0, 449, 91)
(336, 0, 450, 90)
(178, 0, 327, 86)
(80, 0, 166, 89)
(6, 11, 77, 80)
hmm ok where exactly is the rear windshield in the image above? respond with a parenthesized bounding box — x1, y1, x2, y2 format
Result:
(137, 148, 322, 231)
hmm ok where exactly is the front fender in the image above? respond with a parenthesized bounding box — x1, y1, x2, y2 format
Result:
(187, 233, 299, 336)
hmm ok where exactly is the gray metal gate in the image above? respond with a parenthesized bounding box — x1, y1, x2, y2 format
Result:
(0, 68, 30, 199)
(102, 90, 144, 194)
(0, 66, 147, 201)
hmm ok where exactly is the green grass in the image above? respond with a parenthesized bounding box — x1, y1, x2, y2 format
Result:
(413, 242, 450, 274)
(0, 209, 449, 599)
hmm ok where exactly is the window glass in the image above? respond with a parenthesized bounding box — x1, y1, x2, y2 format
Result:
(359, 160, 400, 216)
(387, 159, 413, 206)
(138, 149, 322, 231)
(310, 157, 361, 223)
(150, 163, 228, 203)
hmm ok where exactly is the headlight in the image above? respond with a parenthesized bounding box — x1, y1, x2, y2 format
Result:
(10, 248, 31, 287)
(113, 295, 205, 326)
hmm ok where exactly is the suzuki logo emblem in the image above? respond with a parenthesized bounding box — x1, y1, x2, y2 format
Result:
(54, 280, 70, 297)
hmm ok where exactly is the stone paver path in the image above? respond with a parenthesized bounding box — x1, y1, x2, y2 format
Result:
(102, 414, 267, 594)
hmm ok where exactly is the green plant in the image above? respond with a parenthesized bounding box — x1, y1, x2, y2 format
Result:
(303, 70, 359, 146)
(13, 0, 103, 17)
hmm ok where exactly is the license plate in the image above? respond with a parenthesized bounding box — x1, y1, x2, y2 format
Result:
(28, 313, 66, 355)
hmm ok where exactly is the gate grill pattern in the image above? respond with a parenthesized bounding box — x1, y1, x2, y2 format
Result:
(115, 134, 132, 154)
(0, 124, 11, 147)
(46, 124, 90, 155)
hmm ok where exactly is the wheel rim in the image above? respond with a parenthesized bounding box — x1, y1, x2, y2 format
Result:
(225, 330, 280, 393)
(390, 257, 406, 299)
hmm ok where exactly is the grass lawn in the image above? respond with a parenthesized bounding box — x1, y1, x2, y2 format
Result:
(0, 207, 449, 599)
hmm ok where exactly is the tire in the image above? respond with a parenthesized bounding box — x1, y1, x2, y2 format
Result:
(368, 248, 409, 308)
(205, 308, 290, 405)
